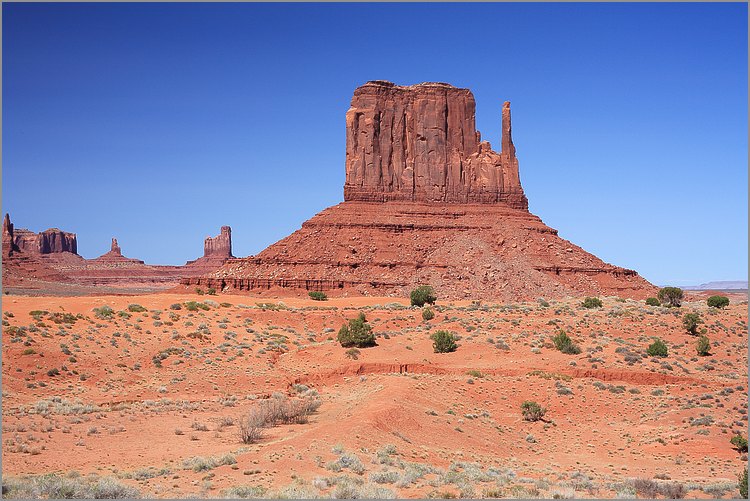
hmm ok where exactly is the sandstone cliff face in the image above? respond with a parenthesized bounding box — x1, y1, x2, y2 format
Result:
(203, 226, 233, 258)
(3, 213, 16, 257)
(344, 81, 528, 208)
(8, 222, 78, 255)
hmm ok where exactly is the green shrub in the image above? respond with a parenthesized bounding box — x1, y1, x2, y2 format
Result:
(645, 297, 661, 306)
(521, 401, 546, 422)
(707, 295, 730, 309)
(21, 348, 36, 355)
(657, 287, 683, 307)
(206, 287, 217, 295)
(127, 304, 147, 313)
(731, 434, 748, 453)
(337, 313, 375, 348)
(422, 307, 435, 321)
(410, 285, 437, 307)
(581, 297, 603, 309)
(92, 306, 115, 320)
(196, 288, 204, 295)
(552, 330, 581, 355)
(308, 291, 328, 301)
(647, 338, 668, 357)
(740, 468, 748, 499)
(184, 301, 210, 312)
(169, 303, 182, 310)
(696, 335, 711, 356)
(431, 330, 457, 353)
(682, 312, 703, 335)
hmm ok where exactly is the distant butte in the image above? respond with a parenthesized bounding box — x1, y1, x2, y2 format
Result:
(2, 215, 234, 293)
(185, 81, 654, 300)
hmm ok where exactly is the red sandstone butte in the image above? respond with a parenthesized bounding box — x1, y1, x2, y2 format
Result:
(2, 214, 234, 293)
(344, 81, 527, 208)
(185, 81, 654, 300)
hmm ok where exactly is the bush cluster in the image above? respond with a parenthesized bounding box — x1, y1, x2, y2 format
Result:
(92, 306, 115, 320)
(581, 297, 603, 309)
(308, 291, 328, 301)
(647, 338, 668, 357)
(184, 301, 210, 312)
(682, 312, 703, 335)
(731, 434, 748, 453)
(707, 295, 730, 309)
(431, 330, 457, 353)
(521, 401, 546, 422)
(657, 287, 683, 307)
(239, 394, 322, 444)
(552, 330, 581, 355)
(337, 313, 375, 348)
(645, 297, 661, 306)
(410, 285, 437, 307)
(127, 304, 147, 313)
(696, 335, 711, 356)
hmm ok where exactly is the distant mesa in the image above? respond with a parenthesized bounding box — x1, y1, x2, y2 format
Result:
(2, 213, 233, 293)
(4, 213, 78, 256)
(184, 81, 654, 300)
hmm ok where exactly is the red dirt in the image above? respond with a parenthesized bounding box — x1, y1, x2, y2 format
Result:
(2, 291, 746, 498)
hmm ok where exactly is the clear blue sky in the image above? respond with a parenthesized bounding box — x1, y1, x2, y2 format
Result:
(3, 2, 747, 286)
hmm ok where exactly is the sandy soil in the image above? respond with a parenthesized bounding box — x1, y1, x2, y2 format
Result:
(2, 291, 747, 498)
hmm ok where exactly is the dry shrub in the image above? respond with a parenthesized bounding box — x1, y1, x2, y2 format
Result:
(238, 394, 321, 443)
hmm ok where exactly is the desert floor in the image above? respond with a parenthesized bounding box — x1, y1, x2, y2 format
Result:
(2, 291, 747, 498)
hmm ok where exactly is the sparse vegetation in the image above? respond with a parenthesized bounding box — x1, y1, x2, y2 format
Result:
(696, 335, 711, 356)
(740, 468, 748, 499)
(647, 338, 668, 357)
(707, 295, 730, 309)
(206, 287, 217, 295)
(682, 312, 703, 335)
(410, 285, 437, 307)
(239, 393, 322, 444)
(581, 297, 602, 309)
(345, 348, 360, 360)
(657, 286, 684, 307)
(2, 473, 140, 499)
(127, 304, 147, 313)
(422, 307, 435, 321)
(184, 301, 210, 312)
(431, 330, 457, 353)
(92, 305, 114, 320)
(731, 434, 748, 453)
(337, 312, 376, 348)
(521, 401, 546, 422)
(308, 291, 328, 301)
(552, 330, 581, 355)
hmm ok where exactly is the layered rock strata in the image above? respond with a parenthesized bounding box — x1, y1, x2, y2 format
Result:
(186, 201, 652, 300)
(185, 80, 653, 300)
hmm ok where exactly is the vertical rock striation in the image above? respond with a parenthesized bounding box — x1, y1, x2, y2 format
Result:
(204, 226, 233, 258)
(3, 213, 16, 257)
(344, 81, 528, 208)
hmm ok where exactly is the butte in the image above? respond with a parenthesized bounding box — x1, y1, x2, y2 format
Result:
(185, 81, 654, 300)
